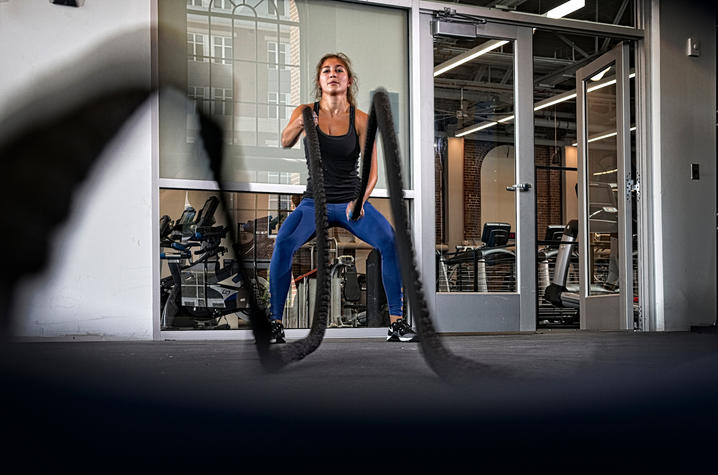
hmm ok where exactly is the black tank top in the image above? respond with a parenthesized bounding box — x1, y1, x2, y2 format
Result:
(302, 102, 361, 203)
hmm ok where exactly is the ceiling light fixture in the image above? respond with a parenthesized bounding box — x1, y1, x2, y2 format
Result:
(571, 126, 637, 147)
(434, 40, 509, 77)
(435, 0, 586, 77)
(455, 73, 635, 137)
(590, 66, 611, 81)
(545, 0, 585, 19)
(455, 120, 499, 137)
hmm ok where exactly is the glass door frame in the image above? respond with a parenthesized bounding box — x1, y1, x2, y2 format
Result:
(422, 12, 536, 332)
(576, 42, 633, 330)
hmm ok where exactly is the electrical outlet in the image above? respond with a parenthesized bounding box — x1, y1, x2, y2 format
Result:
(691, 163, 700, 180)
(687, 37, 700, 57)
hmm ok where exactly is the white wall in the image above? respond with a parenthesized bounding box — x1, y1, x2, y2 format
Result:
(480, 145, 516, 233)
(1, 0, 154, 339)
(652, 0, 716, 330)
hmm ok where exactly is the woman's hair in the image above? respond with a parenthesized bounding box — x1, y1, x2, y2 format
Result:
(313, 52, 358, 107)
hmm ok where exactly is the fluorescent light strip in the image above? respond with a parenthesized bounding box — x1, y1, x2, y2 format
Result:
(545, 0, 585, 19)
(590, 66, 611, 81)
(456, 73, 635, 136)
(587, 130, 619, 143)
(455, 121, 498, 137)
(534, 91, 578, 111)
(434, 40, 509, 77)
(594, 168, 618, 176)
(571, 126, 636, 146)
(435, 0, 587, 78)
(587, 72, 635, 92)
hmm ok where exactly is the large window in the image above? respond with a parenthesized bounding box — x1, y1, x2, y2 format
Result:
(158, 0, 411, 332)
(159, 0, 410, 189)
(159, 189, 404, 331)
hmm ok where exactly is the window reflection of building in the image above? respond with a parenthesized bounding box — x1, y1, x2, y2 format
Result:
(186, 0, 298, 152)
(212, 87, 232, 116)
(267, 41, 289, 70)
(187, 33, 208, 62)
(212, 35, 232, 65)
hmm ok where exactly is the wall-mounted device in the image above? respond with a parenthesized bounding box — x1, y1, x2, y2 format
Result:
(691, 163, 700, 180)
(687, 37, 700, 57)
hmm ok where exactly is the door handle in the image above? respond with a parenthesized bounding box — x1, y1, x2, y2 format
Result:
(506, 183, 532, 192)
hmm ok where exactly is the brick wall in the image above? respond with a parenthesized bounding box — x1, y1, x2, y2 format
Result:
(435, 140, 564, 245)
(435, 149, 443, 244)
(463, 140, 495, 242)
(535, 145, 564, 238)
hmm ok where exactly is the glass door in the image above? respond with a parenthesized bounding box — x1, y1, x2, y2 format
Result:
(576, 43, 633, 330)
(429, 14, 535, 332)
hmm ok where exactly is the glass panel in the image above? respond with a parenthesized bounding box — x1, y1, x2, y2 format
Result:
(434, 35, 516, 293)
(530, 28, 633, 327)
(159, 0, 410, 189)
(584, 62, 619, 296)
(160, 189, 406, 330)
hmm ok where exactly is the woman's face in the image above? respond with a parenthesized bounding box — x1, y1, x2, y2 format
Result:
(318, 58, 351, 97)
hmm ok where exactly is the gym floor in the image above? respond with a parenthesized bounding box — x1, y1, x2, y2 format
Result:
(2, 329, 717, 468)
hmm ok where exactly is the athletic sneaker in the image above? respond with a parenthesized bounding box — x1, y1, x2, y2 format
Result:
(270, 320, 286, 344)
(386, 319, 419, 342)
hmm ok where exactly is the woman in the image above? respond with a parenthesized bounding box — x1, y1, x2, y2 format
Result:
(268, 52, 416, 344)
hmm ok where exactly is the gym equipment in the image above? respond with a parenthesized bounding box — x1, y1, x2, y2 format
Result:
(543, 218, 623, 309)
(543, 220, 583, 309)
(436, 222, 516, 293)
(537, 224, 579, 326)
(329, 255, 365, 327)
(481, 222, 511, 247)
(159, 196, 252, 330)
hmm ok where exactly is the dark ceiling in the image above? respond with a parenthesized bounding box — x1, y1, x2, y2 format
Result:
(433, 0, 634, 142)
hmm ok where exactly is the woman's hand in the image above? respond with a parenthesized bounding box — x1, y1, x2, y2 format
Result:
(346, 200, 364, 220)
(291, 107, 318, 132)
(282, 105, 318, 148)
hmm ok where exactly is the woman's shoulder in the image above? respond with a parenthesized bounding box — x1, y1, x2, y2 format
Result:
(354, 107, 369, 128)
(288, 103, 315, 119)
(295, 102, 315, 112)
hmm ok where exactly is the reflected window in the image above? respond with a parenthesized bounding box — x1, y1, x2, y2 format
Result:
(159, 0, 410, 187)
(187, 32, 208, 62)
(212, 35, 233, 65)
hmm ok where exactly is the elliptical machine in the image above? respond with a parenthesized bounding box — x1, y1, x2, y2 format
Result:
(159, 196, 252, 330)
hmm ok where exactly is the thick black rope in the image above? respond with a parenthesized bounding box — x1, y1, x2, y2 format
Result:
(351, 89, 506, 382)
(200, 107, 331, 370)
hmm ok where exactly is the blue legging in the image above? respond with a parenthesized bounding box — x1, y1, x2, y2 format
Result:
(269, 198, 403, 320)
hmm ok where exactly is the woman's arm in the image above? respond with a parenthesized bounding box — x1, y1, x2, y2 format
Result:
(281, 104, 313, 148)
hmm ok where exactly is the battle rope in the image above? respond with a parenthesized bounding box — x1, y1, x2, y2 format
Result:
(1, 80, 504, 381)
(199, 107, 332, 371)
(351, 89, 503, 381)
(202, 90, 507, 381)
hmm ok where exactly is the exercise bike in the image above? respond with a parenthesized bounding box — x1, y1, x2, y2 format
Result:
(159, 196, 256, 330)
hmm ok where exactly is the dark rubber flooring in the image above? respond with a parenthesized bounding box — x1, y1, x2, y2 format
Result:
(2, 329, 717, 468)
